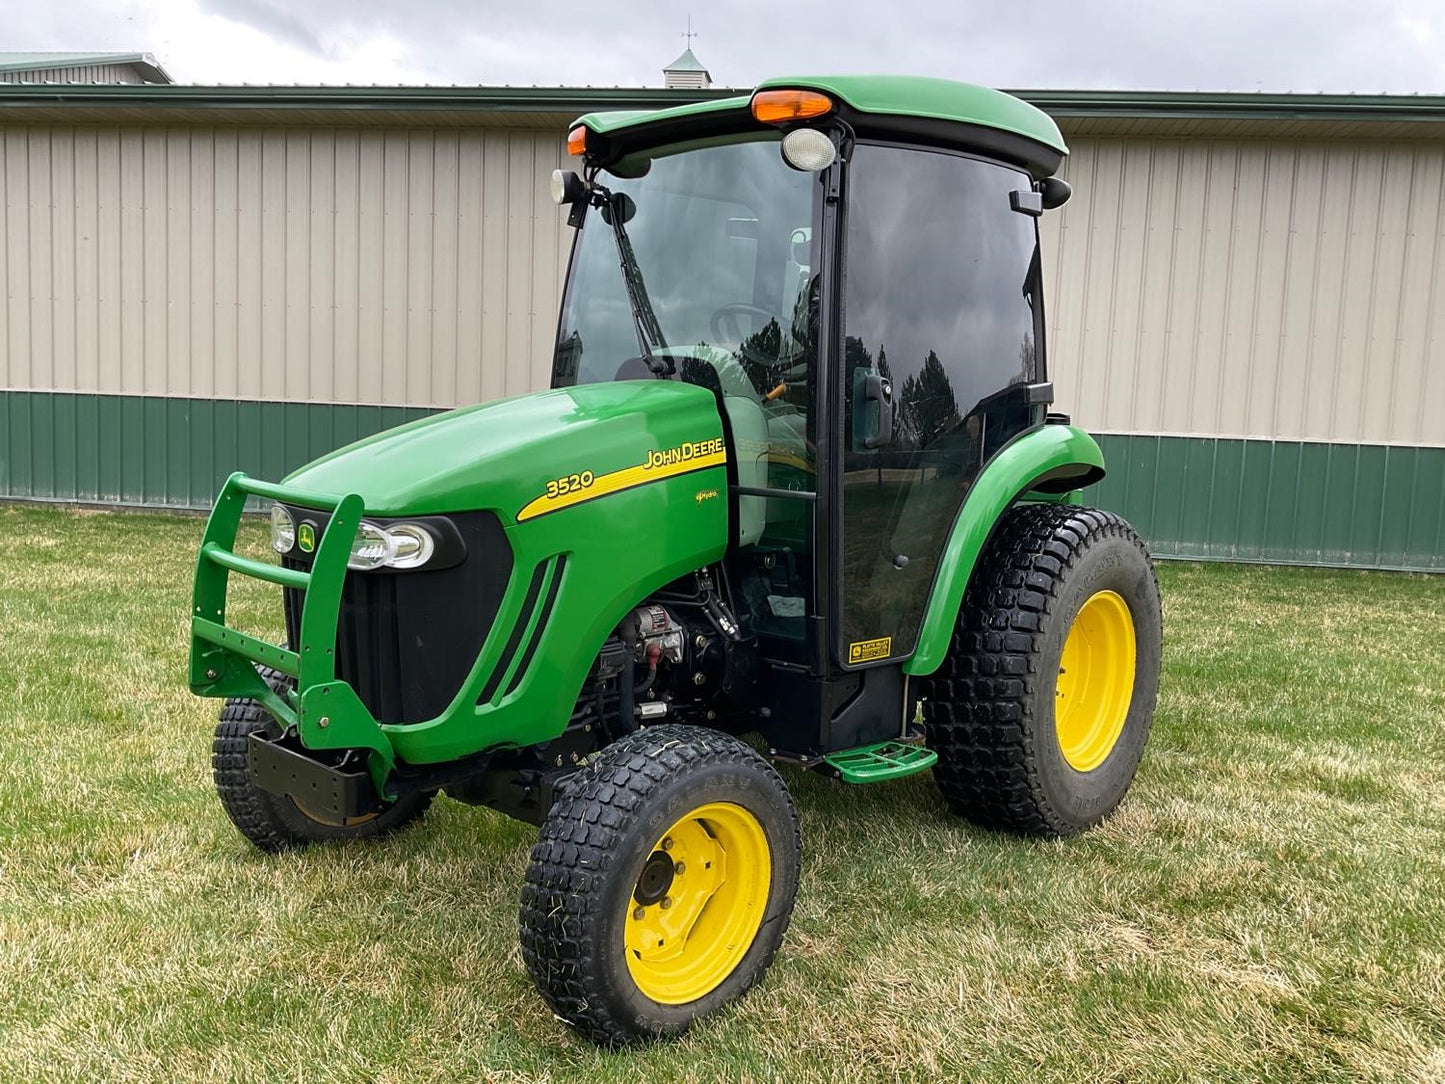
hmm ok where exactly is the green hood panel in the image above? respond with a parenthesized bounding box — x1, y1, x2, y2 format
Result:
(257, 377, 732, 766)
(284, 380, 724, 521)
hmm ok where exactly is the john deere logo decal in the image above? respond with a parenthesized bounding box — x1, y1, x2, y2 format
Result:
(297, 521, 317, 553)
(517, 438, 728, 522)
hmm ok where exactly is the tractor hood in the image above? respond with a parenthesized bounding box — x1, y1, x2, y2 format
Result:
(284, 380, 727, 520)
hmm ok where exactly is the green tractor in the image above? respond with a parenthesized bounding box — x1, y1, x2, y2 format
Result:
(190, 75, 1162, 1044)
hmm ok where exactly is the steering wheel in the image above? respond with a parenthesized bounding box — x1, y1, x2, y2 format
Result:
(709, 303, 780, 350)
(709, 302, 796, 388)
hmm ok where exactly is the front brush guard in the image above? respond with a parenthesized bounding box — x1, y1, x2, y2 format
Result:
(189, 472, 397, 795)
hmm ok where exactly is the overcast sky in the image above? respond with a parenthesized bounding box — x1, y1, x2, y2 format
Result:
(7, 0, 1445, 93)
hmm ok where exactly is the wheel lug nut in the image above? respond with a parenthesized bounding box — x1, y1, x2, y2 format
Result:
(662, 837, 673, 851)
(633, 906, 646, 920)
(674, 862, 685, 875)
(660, 896, 673, 909)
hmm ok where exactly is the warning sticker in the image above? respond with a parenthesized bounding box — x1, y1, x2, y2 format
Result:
(848, 637, 892, 664)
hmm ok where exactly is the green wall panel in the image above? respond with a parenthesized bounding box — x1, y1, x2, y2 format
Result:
(0, 391, 437, 512)
(1087, 434, 1444, 571)
(1, 391, 1441, 571)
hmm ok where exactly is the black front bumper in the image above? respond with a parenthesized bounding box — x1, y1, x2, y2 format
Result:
(246, 732, 383, 820)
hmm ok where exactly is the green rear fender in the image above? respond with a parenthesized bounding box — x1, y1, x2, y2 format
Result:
(904, 425, 1105, 677)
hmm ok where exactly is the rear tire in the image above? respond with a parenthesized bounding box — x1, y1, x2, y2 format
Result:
(519, 725, 801, 1046)
(922, 504, 1162, 837)
(211, 663, 431, 853)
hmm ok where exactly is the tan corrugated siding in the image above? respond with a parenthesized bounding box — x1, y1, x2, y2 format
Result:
(0, 124, 570, 407)
(1042, 137, 1445, 446)
(5, 121, 1444, 447)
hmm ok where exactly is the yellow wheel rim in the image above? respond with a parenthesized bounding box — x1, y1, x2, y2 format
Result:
(290, 798, 380, 828)
(624, 801, 771, 1006)
(1055, 590, 1137, 772)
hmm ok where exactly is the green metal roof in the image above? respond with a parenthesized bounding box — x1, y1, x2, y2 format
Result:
(0, 51, 171, 83)
(4, 81, 1445, 131)
(1013, 88, 1445, 121)
(0, 83, 739, 113)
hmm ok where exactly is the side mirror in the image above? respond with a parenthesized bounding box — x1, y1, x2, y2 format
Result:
(601, 192, 637, 226)
(852, 369, 895, 450)
(1039, 176, 1072, 210)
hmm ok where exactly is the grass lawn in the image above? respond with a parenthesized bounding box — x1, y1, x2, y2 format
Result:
(1, 503, 1443, 1083)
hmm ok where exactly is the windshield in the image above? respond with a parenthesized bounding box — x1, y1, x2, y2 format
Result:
(552, 136, 821, 399)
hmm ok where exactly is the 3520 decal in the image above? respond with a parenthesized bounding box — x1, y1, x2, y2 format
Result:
(545, 470, 595, 498)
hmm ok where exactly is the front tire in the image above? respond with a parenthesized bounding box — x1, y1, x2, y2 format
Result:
(519, 725, 801, 1046)
(211, 663, 431, 853)
(922, 504, 1162, 837)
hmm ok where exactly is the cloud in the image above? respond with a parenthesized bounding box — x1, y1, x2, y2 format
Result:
(6, 0, 1445, 91)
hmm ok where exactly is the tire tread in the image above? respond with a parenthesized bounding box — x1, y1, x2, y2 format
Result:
(922, 503, 1159, 837)
(210, 663, 430, 853)
(519, 724, 800, 1046)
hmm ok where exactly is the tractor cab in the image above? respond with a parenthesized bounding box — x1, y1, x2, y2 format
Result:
(552, 78, 1086, 763)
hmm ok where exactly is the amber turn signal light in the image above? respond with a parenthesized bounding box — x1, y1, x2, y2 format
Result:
(750, 89, 833, 124)
(567, 126, 588, 156)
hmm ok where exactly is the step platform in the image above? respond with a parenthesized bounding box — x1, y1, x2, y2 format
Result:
(821, 740, 938, 784)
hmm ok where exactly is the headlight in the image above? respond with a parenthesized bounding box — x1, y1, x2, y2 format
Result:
(270, 504, 295, 554)
(348, 521, 393, 570)
(386, 523, 436, 569)
(347, 520, 439, 571)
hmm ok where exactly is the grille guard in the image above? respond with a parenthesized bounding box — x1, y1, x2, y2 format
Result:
(187, 433, 732, 801)
(189, 472, 398, 793)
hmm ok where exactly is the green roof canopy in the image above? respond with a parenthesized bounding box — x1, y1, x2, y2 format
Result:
(573, 75, 1067, 174)
(755, 75, 1065, 154)
(575, 95, 747, 136)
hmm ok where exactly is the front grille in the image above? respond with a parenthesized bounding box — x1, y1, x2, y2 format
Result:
(281, 510, 513, 724)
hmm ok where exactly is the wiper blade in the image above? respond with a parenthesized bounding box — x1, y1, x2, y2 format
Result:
(590, 181, 672, 376)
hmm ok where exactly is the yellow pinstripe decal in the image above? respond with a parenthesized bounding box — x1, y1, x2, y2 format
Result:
(516, 448, 728, 523)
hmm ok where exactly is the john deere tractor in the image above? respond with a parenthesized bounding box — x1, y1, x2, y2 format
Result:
(191, 75, 1162, 1044)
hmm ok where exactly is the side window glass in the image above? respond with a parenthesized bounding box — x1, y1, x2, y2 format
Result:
(840, 144, 1042, 660)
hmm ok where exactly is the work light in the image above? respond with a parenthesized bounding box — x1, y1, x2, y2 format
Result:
(781, 128, 836, 171)
(550, 169, 586, 205)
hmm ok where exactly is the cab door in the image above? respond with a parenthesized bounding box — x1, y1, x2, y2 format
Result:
(836, 142, 1049, 668)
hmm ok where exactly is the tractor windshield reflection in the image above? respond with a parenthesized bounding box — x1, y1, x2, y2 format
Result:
(552, 136, 820, 407)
